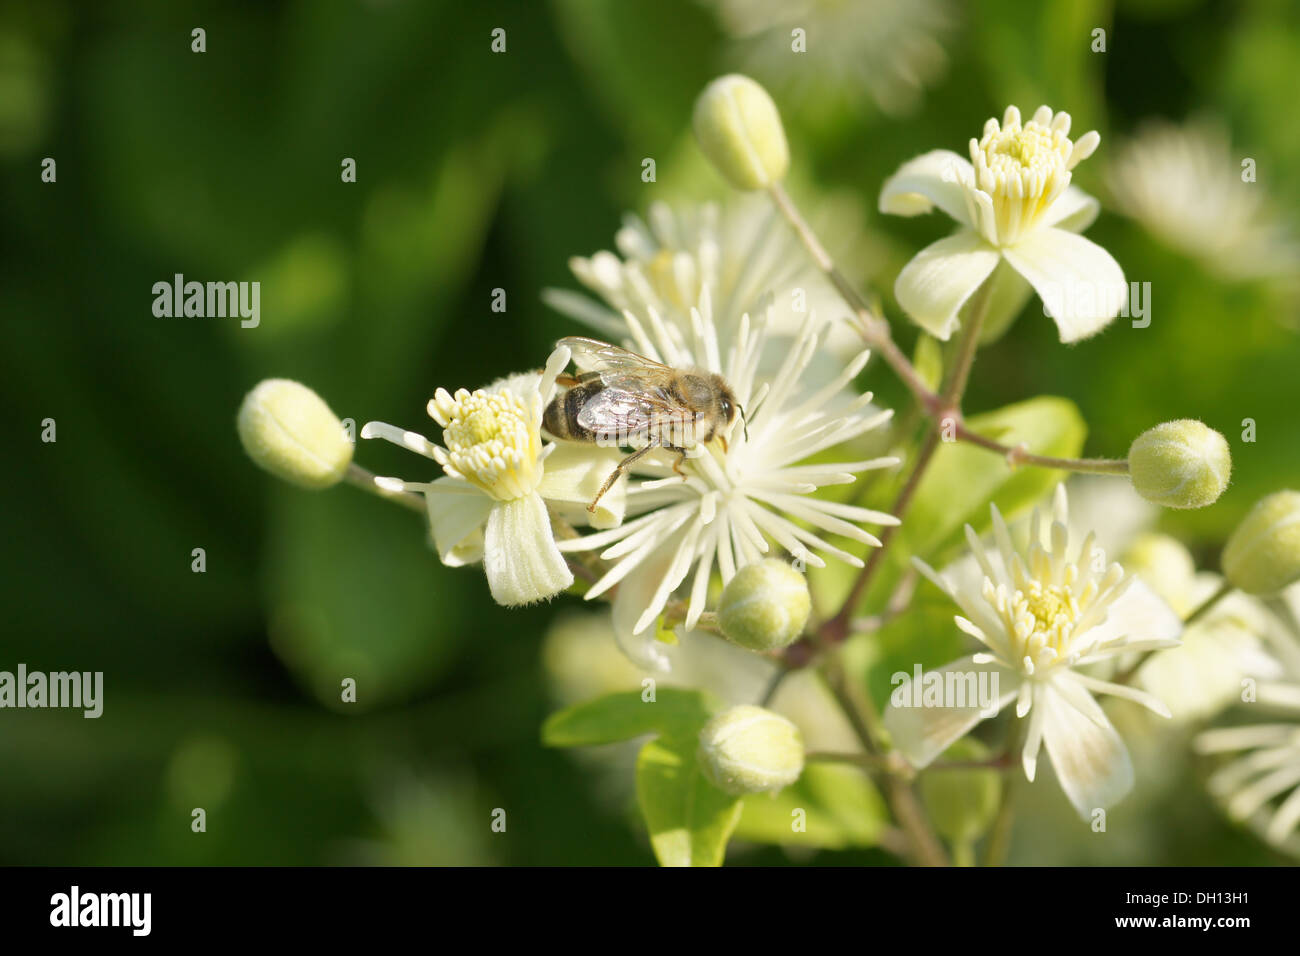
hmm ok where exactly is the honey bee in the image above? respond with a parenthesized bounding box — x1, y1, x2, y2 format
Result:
(543, 337, 744, 512)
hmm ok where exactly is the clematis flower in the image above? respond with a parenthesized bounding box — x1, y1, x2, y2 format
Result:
(558, 290, 899, 670)
(879, 105, 1125, 344)
(884, 487, 1182, 818)
(360, 346, 626, 607)
(1195, 605, 1300, 857)
(543, 197, 865, 361)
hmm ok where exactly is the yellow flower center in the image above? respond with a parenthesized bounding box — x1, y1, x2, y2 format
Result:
(1004, 581, 1082, 668)
(431, 386, 541, 501)
(969, 105, 1098, 246)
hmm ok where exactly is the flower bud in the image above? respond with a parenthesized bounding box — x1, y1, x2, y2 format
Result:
(692, 74, 789, 191)
(1222, 490, 1300, 595)
(718, 559, 811, 651)
(1128, 419, 1231, 509)
(918, 739, 1001, 844)
(237, 379, 353, 489)
(697, 705, 804, 796)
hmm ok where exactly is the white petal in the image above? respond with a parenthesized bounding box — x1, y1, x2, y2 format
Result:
(1038, 678, 1134, 818)
(1002, 228, 1127, 343)
(425, 480, 493, 567)
(536, 444, 627, 530)
(610, 545, 677, 672)
(1081, 578, 1182, 653)
(878, 149, 975, 226)
(482, 493, 573, 606)
(894, 231, 1001, 341)
(883, 656, 1018, 769)
(1041, 185, 1100, 232)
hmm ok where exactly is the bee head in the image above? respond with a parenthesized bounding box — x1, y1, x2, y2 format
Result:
(716, 383, 746, 447)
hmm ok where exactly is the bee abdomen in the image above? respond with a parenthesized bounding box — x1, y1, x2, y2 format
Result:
(543, 385, 598, 442)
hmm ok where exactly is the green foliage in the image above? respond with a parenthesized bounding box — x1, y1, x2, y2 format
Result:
(636, 735, 743, 867)
(542, 689, 716, 748)
(735, 763, 887, 851)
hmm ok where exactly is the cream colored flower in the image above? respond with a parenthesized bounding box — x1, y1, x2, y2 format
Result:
(558, 291, 898, 670)
(1107, 118, 1300, 282)
(543, 197, 864, 362)
(361, 346, 625, 607)
(885, 487, 1182, 818)
(880, 105, 1125, 343)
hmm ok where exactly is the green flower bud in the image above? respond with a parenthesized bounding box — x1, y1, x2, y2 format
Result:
(718, 559, 811, 651)
(237, 379, 353, 489)
(918, 739, 1001, 844)
(697, 705, 804, 796)
(692, 74, 789, 191)
(1222, 490, 1300, 595)
(1128, 419, 1231, 509)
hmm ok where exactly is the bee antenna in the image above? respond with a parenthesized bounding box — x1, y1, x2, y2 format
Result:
(738, 403, 749, 443)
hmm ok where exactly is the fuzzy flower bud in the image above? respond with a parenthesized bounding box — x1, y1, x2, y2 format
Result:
(697, 705, 804, 796)
(918, 739, 1002, 845)
(237, 379, 353, 489)
(1128, 419, 1231, 509)
(692, 74, 789, 191)
(1222, 490, 1300, 595)
(717, 559, 811, 651)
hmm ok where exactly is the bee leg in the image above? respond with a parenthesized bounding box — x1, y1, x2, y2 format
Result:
(556, 373, 580, 387)
(665, 445, 689, 480)
(588, 444, 655, 513)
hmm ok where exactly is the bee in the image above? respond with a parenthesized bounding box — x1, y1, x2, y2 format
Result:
(543, 337, 744, 512)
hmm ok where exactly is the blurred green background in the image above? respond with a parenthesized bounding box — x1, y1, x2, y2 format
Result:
(1, 0, 1297, 865)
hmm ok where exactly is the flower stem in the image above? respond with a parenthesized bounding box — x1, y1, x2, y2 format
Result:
(823, 272, 995, 639)
(983, 717, 1026, 866)
(345, 463, 426, 514)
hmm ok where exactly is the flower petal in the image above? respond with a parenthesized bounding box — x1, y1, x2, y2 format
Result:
(879, 149, 975, 227)
(1080, 577, 1182, 655)
(894, 231, 1001, 341)
(883, 656, 1018, 768)
(1041, 185, 1100, 232)
(537, 444, 627, 530)
(425, 479, 493, 566)
(482, 493, 573, 606)
(1002, 228, 1127, 343)
(1039, 676, 1135, 818)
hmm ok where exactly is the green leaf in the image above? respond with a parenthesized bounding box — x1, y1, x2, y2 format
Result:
(734, 763, 887, 850)
(636, 736, 742, 867)
(541, 689, 714, 748)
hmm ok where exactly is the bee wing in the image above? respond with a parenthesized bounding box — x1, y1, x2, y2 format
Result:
(575, 384, 696, 437)
(558, 337, 672, 384)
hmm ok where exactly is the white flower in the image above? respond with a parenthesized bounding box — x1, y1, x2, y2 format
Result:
(361, 346, 624, 607)
(885, 487, 1182, 818)
(1107, 118, 1300, 282)
(880, 105, 1125, 344)
(543, 197, 863, 362)
(702, 0, 954, 117)
(1195, 603, 1300, 856)
(558, 292, 898, 670)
